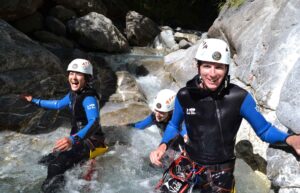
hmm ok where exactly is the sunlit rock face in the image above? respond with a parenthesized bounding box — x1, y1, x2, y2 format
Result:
(277, 58, 300, 134)
(206, 0, 300, 192)
(267, 146, 300, 188)
(208, 0, 300, 111)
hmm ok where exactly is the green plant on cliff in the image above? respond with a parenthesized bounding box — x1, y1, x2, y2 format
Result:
(218, 0, 245, 11)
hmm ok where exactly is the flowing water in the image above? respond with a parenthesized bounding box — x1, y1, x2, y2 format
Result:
(0, 49, 270, 193)
(0, 126, 270, 193)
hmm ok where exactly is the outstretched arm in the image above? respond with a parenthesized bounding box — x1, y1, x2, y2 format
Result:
(241, 93, 289, 143)
(133, 114, 154, 130)
(241, 94, 300, 155)
(27, 93, 70, 110)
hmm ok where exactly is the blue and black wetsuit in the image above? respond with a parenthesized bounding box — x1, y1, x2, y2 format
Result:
(32, 86, 105, 193)
(134, 113, 187, 150)
(161, 75, 289, 192)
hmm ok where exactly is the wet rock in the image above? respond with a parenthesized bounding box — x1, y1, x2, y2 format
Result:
(108, 71, 146, 103)
(100, 102, 151, 127)
(100, 71, 150, 126)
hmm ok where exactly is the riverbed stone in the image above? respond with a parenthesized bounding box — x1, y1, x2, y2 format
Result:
(67, 12, 129, 52)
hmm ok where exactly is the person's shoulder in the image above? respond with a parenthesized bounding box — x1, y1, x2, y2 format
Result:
(227, 83, 249, 98)
(178, 87, 189, 96)
(228, 83, 247, 91)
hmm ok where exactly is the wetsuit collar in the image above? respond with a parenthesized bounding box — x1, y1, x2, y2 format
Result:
(186, 75, 229, 98)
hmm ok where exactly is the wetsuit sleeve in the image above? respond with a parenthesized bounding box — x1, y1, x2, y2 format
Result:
(161, 97, 184, 144)
(240, 93, 289, 144)
(31, 93, 70, 110)
(70, 96, 99, 144)
(133, 114, 154, 130)
(179, 121, 187, 137)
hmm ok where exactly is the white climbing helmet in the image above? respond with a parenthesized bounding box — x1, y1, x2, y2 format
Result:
(195, 38, 231, 65)
(153, 89, 176, 112)
(67, 58, 93, 76)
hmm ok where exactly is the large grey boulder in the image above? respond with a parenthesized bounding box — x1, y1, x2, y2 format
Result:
(277, 59, 300, 134)
(267, 146, 300, 189)
(164, 42, 200, 87)
(206, 0, 300, 192)
(0, 20, 64, 132)
(0, 20, 62, 84)
(154, 28, 178, 51)
(208, 0, 300, 111)
(68, 12, 129, 53)
(125, 11, 160, 46)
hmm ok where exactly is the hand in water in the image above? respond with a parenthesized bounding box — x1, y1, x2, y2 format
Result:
(150, 144, 167, 167)
(53, 137, 72, 152)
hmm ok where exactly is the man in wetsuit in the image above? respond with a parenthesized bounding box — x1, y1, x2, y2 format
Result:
(21, 58, 106, 193)
(150, 39, 300, 192)
(132, 89, 187, 150)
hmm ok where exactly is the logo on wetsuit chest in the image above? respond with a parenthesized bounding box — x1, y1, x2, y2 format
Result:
(87, 104, 96, 110)
(186, 108, 196, 115)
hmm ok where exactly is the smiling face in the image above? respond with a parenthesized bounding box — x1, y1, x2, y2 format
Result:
(68, 71, 87, 92)
(198, 61, 228, 91)
(154, 110, 170, 122)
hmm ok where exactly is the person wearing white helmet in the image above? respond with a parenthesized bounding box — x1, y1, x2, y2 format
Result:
(150, 39, 300, 193)
(21, 58, 107, 193)
(131, 89, 188, 151)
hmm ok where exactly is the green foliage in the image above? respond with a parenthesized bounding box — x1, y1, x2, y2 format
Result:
(218, 0, 246, 11)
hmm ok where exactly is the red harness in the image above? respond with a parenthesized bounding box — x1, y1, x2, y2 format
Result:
(155, 153, 206, 193)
